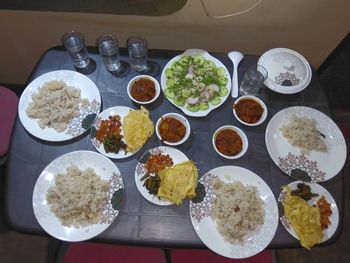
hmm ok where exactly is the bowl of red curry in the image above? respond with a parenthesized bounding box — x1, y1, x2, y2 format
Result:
(127, 75, 160, 104)
(212, 125, 248, 159)
(233, 95, 267, 126)
(156, 113, 191, 146)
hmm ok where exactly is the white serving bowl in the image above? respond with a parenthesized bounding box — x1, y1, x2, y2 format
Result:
(127, 75, 160, 104)
(233, 95, 268, 126)
(258, 48, 312, 94)
(212, 125, 248, 159)
(156, 113, 191, 146)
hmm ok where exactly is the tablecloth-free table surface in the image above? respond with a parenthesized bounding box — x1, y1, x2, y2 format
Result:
(5, 47, 344, 248)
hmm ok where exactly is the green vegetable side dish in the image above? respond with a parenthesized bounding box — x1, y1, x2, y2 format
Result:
(164, 55, 229, 112)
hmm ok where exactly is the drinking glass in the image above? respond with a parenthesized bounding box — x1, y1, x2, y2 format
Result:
(96, 34, 121, 72)
(62, 31, 90, 69)
(239, 65, 268, 96)
(127, 36, 148, 72)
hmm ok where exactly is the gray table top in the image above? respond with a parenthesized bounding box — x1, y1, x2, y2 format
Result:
(5, 47, 344, 248)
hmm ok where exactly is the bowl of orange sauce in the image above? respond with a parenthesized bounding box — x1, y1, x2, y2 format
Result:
(127, 75, 160, 104)
(156, 113, 191, 146)
(212, 125, 248, 159)
(233, 95, 267, 126)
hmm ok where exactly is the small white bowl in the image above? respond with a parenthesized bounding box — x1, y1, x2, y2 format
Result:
(212, 125, 248, 159)
(233, 95, 267, 126)
(156, 113, 191, 146)
(127, 75, 160, 104)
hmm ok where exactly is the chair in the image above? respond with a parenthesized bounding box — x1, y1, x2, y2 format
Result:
(0, 85, 19, 232)
(60, 242, 166, 263)
(0, 85, 19, 165)
(170, 248, 274, 263)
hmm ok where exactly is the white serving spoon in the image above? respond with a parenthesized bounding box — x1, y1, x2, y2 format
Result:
(228, 51, 244, 98)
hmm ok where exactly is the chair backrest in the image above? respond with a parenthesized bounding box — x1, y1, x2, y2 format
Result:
(0, 85, 19, 158)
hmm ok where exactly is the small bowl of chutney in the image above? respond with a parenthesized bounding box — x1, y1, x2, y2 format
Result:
(127, 75, 160, 104)
(233, 95, 267, 126)
(156, 113, 191, 146)
(212, 125, 248, 159)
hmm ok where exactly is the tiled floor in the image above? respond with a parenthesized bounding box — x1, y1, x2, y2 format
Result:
(0, 231, 50, 262)
(1, 34, 349, 263)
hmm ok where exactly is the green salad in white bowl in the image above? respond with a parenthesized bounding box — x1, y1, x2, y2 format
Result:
(161, 49, 231, 117)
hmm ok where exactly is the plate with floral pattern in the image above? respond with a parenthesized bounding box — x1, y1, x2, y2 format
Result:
(189, 166, 278, 259)
(90, 106, 139, 159)
(18, 70, 101, 142)
(134, 146, 188, 205)
(265, 106, 346, 182)
(278, 181, 339, 245)
(32, 150, 124, 242)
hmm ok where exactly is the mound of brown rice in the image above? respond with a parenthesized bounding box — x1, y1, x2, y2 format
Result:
(26, 80, 88, 132)
(46, 165, 108, 228)
(280, 115, 327, 154)
(211, 178, 265, 244)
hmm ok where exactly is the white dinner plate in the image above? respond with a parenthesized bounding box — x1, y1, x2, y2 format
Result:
(258, 48, 312, 94)
(278, 181, 339, 244)
(18, 70, 101, 141)
(32, 151, 124, 242)
(91, 106, 140, 159)
(189, 166, 278, 259)
(265, 106, 346, 182)
(134, 146, 188, 205)
(161, 49, 231, 117)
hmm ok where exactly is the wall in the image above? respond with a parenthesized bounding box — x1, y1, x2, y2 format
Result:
(0, 0, 349, 84)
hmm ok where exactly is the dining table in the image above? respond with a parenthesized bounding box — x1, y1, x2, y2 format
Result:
(4, 46, 345, 249)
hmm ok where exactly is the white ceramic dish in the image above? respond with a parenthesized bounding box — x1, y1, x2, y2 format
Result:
(134, 146, 189, 206)
(18, 70, 101, 142)
(155, 112, 191, 146)
(190, 166, 278, 259)
(265, 106, 346, 182)
(32, 150, 124, 242)
(278, 181, 339, 245)
(127, 75, 160, 104)
(233, 95, 268, 126)
(161, 49, 231, 117)
(258, 48, 312, 94)
(90, 106, 142, 159)
(212, 125, 248, 159)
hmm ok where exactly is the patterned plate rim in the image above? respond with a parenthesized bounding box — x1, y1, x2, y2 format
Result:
(18, 70, 101, 142)
(32, 150, 124, 242)
(265, 106, 347, 182)
(277, 181, 339, 244)
(189, 166, 279, 259)
(134, 146, 189, 206)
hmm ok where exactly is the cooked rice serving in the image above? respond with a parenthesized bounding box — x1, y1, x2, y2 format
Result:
(46, 165, 108, 228)
(211, 178, 265, 244)
(26, 80, 88, 132)
(280, 115, 327, 154)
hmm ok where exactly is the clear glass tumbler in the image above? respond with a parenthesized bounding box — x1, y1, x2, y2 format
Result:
(62, 31, 90, 69)
(96, 34, 121, 72)
(239, 65, 268, 96)
(127, 36, 148, 72)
